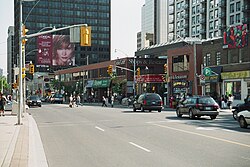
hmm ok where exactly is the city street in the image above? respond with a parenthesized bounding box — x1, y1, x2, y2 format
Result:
(29, 103, 250, 167)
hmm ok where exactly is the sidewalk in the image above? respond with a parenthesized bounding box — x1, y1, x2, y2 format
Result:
(0, 111, 48, 167)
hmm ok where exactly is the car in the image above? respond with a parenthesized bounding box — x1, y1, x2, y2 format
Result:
(121, 96, 133, 106)
(176, 96, 220, 119)
(232, 95, 250, 120)
(237, 110, 250, 128)
(133, 93, 163, 112)
(50, 94, 63, 104)
(26, 95, 42, 107)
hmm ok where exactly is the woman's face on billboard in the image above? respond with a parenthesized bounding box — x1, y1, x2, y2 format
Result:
(56, 43, 73, 63)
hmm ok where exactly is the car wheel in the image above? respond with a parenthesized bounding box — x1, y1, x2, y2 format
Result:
(176, 109, 182, 117)
(239, 116, 248, 128)
(133, 105, 136, 112)
(140, 105, 144, 112)
(210, 115, 217, 120)
(189, 109, 195, 119)
(158, 109, 161, 113)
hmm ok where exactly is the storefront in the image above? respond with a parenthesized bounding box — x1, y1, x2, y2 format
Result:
(92, 79, 111, 101)
(221, 70, 250, 103)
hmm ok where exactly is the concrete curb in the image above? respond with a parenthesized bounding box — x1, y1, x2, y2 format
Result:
(28, 114, 48, 167)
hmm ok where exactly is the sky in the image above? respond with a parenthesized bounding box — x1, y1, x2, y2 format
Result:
(0, 0, 144, 75)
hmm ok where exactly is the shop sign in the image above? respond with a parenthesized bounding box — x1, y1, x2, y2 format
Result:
(92, 79, 111, 88)
(205, 75, 219, 83)
(171, 75, 188, 80)
(136, 74, 165, 83)
(173, 81, 188, 88)
(221, 71, 250, 79)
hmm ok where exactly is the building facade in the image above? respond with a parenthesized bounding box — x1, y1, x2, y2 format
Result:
(14, 0, 111, 75)
(7, 26, 15, 84)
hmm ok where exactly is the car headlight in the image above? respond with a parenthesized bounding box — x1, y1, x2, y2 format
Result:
(37, 100, 41, 103)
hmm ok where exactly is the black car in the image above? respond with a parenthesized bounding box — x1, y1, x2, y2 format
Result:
(26, 95, 42, 107)
(176, 96, 220, 119)
(133, 93, 163, 112)
(50, 94, 64, 104)
(232, 95, 250, 120)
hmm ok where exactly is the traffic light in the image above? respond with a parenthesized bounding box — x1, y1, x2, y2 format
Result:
(164, 63, 168, 73)
(137, 67, 140, 76)
(29, 64, 34, 74)
(107, 65, 112, 75)
(22, 25, 28, 44)
(80, 26, 91, 46)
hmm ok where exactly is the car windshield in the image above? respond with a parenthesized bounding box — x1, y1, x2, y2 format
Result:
(198, 97, 216, 104)
(29, 96, 39, 100)
(55, 94, 63, 98)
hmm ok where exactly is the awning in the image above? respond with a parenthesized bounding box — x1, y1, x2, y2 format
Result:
(85, 80, 94, 88)
(92, 79, 111, 88)
(205, 66, 222, 83)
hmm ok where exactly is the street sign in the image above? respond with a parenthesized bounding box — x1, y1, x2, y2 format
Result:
(203, 67, 212, 76)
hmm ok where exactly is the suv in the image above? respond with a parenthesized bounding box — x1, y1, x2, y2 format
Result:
(176, 96, 220, 119)
(50, 94, 63, 104)
(133, 93, 163, 112)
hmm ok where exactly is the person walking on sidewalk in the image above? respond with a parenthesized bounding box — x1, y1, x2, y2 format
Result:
(111, 95, 114, 108)
(0, 93, 6, 116)
(227, 94, 234, 110)
(102, 96, 107, 107)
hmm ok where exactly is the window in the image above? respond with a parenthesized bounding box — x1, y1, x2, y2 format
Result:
(236, 14, 241, 23)
(196, 15, 200, 23)
(230, 15, 234, 24)
(196, 5, 200, 13)
(215, 9, 218, 18)
(214, 20, 218, 28)
(204, 53, 211, 66)
(224, 81, 241, 100)
(192, 16, 196, 24)
(209, 11, 213, 19)
(172, 55, 190, 72)
(230, 4, 234, 13)
(236, 2, 241, 11)
(209, 21, 213, 29)
(216, 52, 221, 65)
(192, 6, 196, 14)
(192, 26, 196, 35)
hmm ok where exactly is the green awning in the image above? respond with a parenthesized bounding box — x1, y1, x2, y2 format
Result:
(92, 79, 111, 88)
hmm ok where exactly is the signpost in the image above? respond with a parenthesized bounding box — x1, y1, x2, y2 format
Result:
(203, 67, 212, 77)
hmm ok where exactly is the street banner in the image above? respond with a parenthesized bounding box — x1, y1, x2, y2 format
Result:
(37, 34, 53, 65)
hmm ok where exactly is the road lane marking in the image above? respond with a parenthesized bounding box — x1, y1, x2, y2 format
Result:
(95, 126, 105, 132)
(241, 156, 250, 161)
(153, 124, 250, 148)
(129, 142, 151, 152)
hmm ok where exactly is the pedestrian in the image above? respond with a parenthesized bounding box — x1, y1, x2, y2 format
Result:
(221, 95, 226, 109)
(69, 94, 73, 108)
(0, 93, 6, 116)
(111, 95, 114, 108)
(227, 94, 234, 110)
(76, 95, 81, 107)
(102, 96, 107, 107)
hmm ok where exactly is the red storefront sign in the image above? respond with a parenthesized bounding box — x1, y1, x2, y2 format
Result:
(136, 74, 166, 83)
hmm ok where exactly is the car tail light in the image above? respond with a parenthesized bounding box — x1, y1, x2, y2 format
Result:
(213, 104, 219, 109)
(160, 101, 163, 106)
(196, 103, 202, 109)
(143, 100, 147, 105)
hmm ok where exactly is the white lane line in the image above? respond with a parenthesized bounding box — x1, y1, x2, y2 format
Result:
(95, 126, 105, 132)
(241, 156, 250, 161)
(153, 124, 250, 148)
(129, 142, 151, 153)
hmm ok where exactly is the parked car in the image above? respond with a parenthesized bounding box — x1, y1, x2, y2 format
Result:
(26, 95, 42, 107)
(50, 94, 63, 104)
(133, 93, 163, 112)
(232, 95, 250, 120)
(237, 110, 250, 128)
(176, 96, 220, 119)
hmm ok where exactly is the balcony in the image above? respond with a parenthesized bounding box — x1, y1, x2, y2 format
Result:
(200, 8, 206, 14)
(200, 29, 206, 34)
(169, 0, 174, 6)
(200, 0, 206, 4)
(169, 9, 174, 15)
(183, 4, 189, 10)
(218, 12, 225, 18)
(200, 18, 206, 24)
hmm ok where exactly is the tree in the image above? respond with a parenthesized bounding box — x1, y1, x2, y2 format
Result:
(0, 76, 10, 94)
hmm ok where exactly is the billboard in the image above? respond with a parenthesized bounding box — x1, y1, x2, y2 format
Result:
(37, 35, 53, 65)
(52, 35, 75, 66)
(223, 24, 248, 49)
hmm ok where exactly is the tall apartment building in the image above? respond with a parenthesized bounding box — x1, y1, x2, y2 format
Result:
(14, 0, 111, 73)
(137, 0, 170, 50)
(174, 0, 250, 40)
(7, 26, 15, 84)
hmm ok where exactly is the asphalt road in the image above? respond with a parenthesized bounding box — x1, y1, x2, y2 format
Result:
(29, 103, 250, 167)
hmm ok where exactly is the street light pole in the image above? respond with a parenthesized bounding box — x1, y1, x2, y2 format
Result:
(18, 0, 23, 125)
(193, 42, 198, 95)
(133, 56, 136, 97)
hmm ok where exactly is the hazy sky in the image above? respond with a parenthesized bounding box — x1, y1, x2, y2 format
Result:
(0, 0, 144, 74)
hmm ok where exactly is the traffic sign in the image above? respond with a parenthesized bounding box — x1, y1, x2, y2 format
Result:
(203, 67, 212, 76)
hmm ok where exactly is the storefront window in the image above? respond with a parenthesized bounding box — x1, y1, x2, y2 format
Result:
(172, 55, 189, 72)
(224, 81, 241, 100)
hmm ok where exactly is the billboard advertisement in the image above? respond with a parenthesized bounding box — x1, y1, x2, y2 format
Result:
(223, 24, 248, 49)
(37, 35, 53, 65)
(52, 35, 75, 66)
